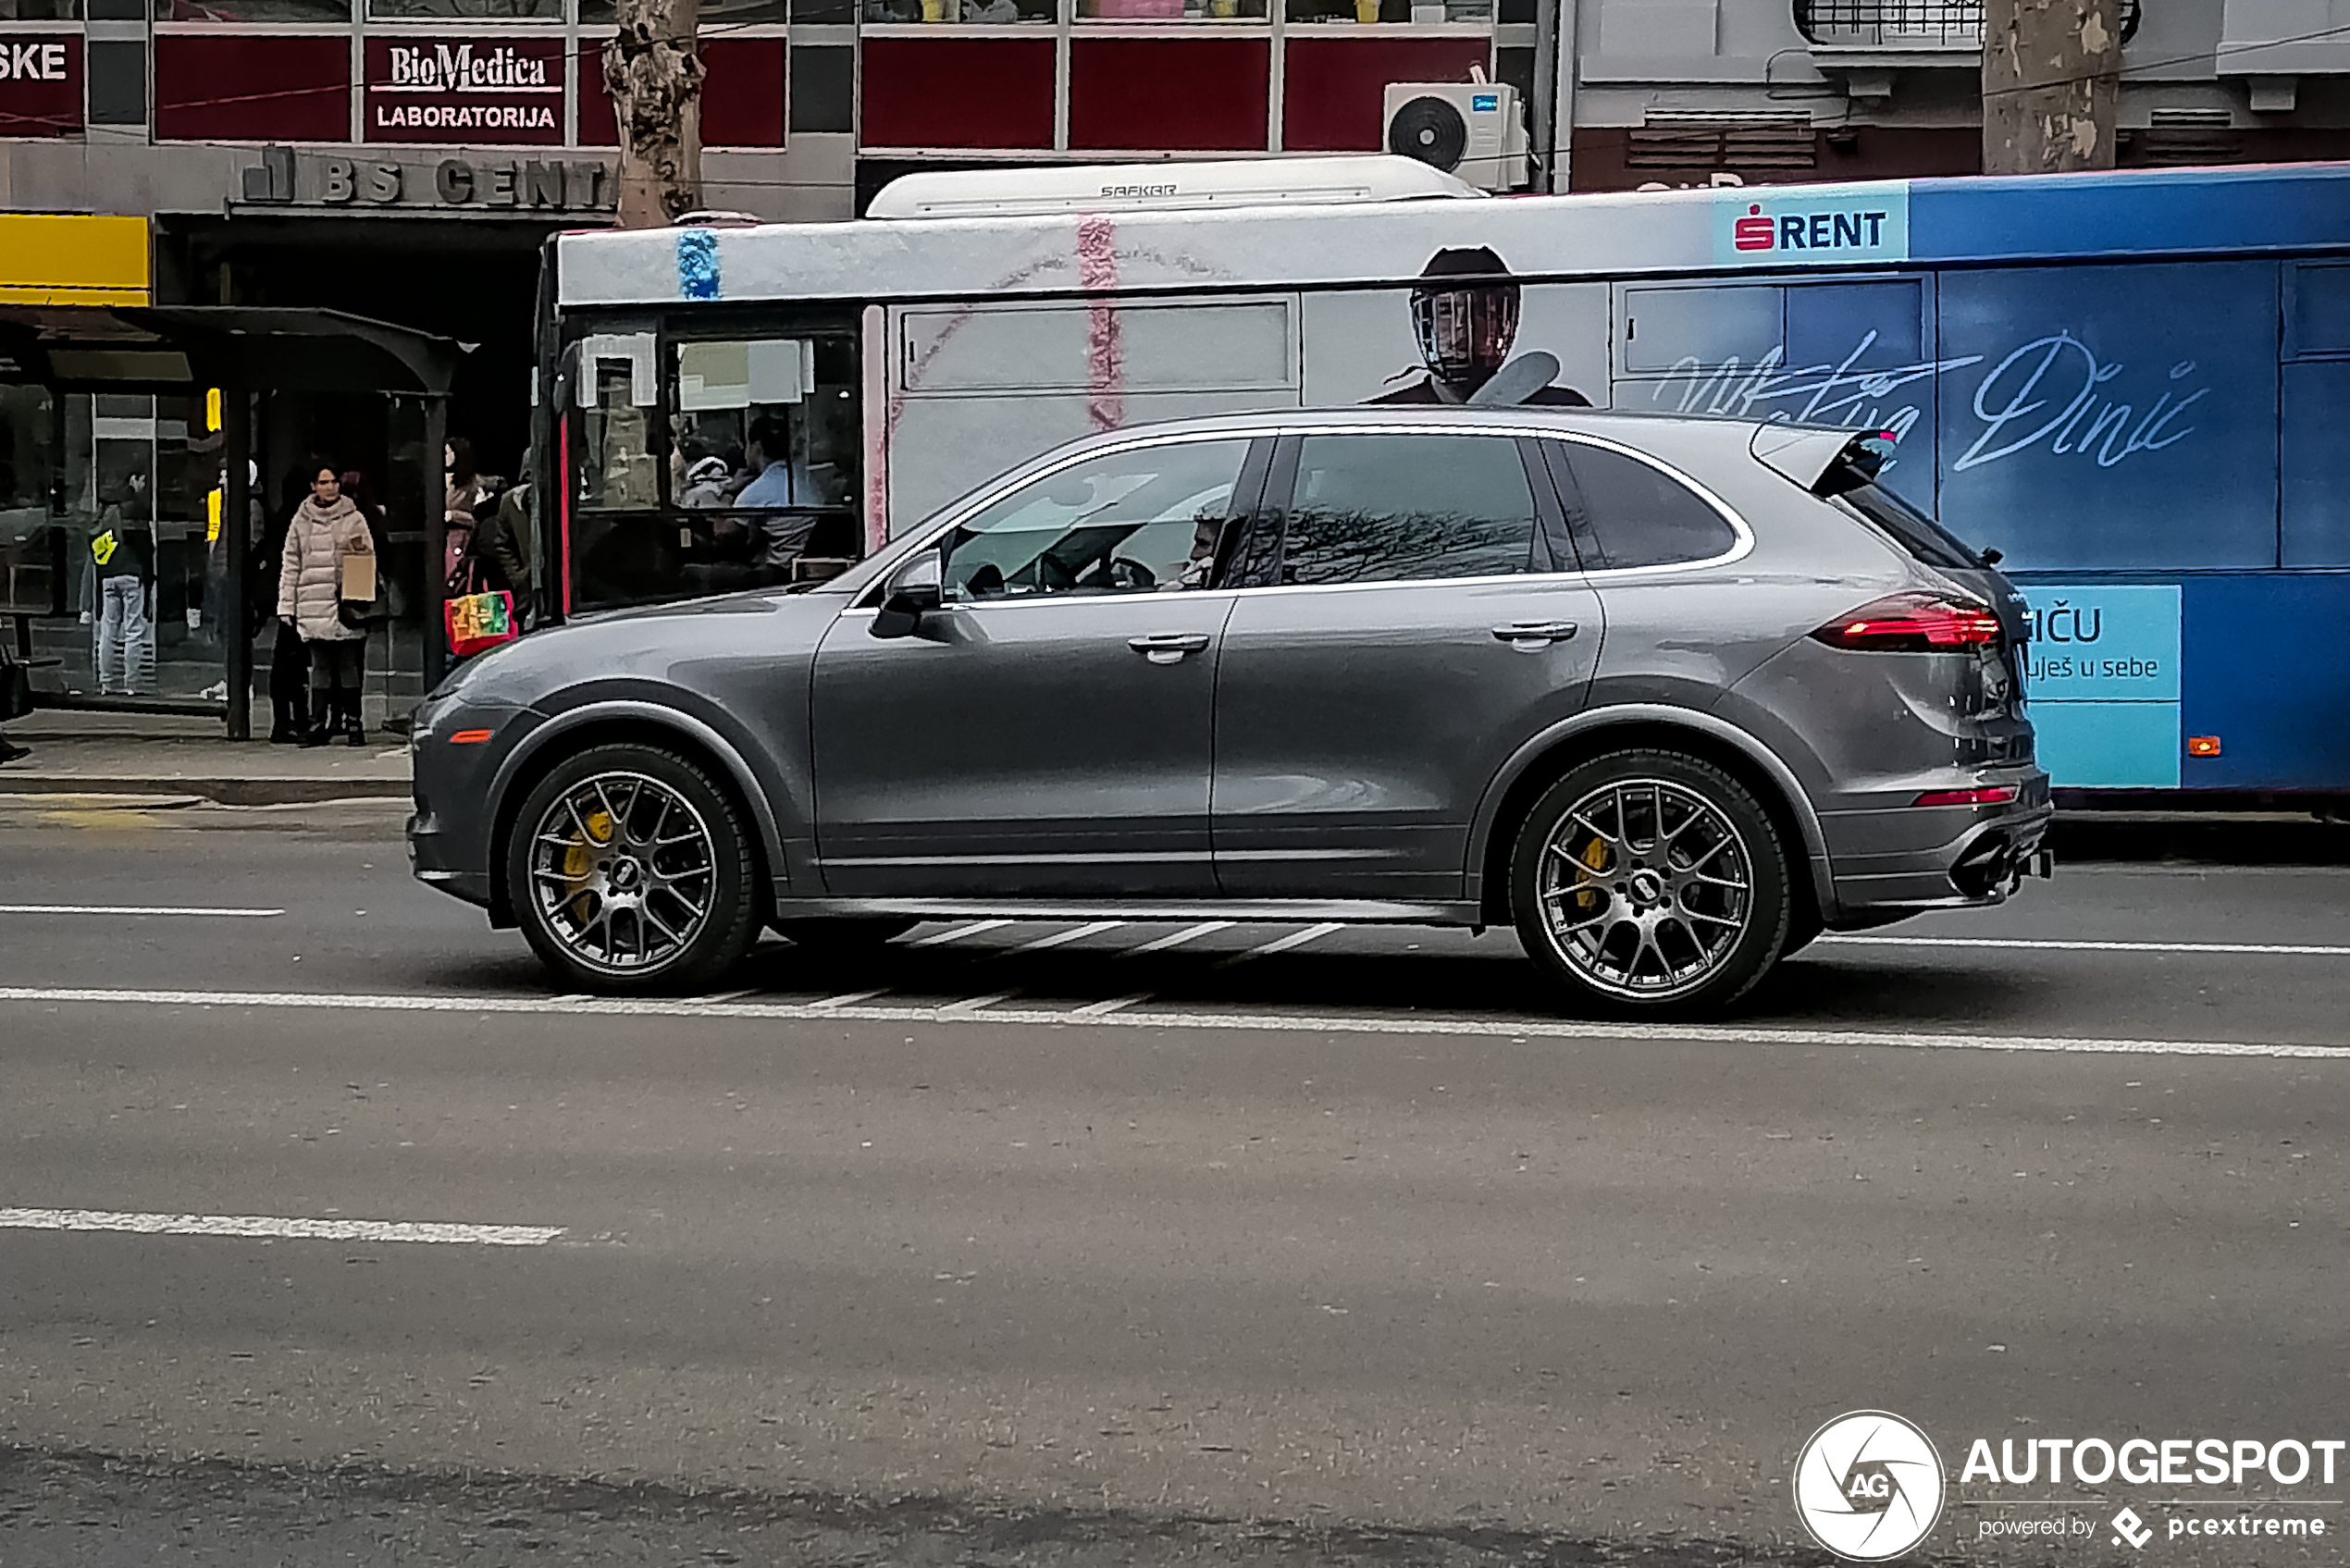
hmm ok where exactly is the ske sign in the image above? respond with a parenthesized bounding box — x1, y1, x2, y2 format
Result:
(0, 41, 68, 80)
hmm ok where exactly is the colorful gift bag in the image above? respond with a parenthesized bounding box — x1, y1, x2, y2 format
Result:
(445, 589, 518, 658)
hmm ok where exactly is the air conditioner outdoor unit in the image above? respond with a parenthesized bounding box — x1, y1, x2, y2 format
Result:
(1382, 75, 1529, 192)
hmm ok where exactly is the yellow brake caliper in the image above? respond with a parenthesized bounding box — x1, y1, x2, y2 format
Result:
(1574, 833, 1611, 913)
(560, 808, 615, 923)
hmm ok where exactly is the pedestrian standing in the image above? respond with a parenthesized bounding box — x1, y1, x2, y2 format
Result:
(278, 465, 376, 747)
(468, 446, 535, 605)
(80, 471, 155, 697)
(445, 438, 486, 585)
(262, 465, 313, 743)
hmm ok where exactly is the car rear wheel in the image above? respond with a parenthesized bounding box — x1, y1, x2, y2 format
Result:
(773, 917, 917, 954)
(1511, 750, 1792, 1017)
(507, 744, 761, 994)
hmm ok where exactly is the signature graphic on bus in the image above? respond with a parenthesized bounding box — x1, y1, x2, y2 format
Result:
(1642, 329, 2210, 472)
(1954, 332, 2208, 472)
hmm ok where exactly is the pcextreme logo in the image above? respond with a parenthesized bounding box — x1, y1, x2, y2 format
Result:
(1793, 1411, 1948, 1562)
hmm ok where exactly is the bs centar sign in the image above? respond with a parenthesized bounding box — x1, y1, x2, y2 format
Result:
(239, 146, 614, 214)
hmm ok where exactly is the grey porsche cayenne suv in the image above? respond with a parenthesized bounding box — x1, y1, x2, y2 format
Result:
(407, 408, 2051, 1017)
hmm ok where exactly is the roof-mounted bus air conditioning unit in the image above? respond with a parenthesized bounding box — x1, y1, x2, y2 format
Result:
(1382, 72, 1529, 192)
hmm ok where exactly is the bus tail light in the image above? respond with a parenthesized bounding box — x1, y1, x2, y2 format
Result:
(1811, 592, 2001, 652)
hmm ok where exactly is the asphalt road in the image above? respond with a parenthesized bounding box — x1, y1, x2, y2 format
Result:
(1, 796, 2346, 1565)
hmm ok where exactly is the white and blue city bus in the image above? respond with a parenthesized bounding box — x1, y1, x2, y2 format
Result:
(538, 154, 2350, 799)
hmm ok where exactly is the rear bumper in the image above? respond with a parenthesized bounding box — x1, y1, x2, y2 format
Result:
(1819, 773, 2054, 923)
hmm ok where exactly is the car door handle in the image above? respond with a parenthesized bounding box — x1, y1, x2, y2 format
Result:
(1490, 621, 1579, 646)
(1129, 633, 1212, 664)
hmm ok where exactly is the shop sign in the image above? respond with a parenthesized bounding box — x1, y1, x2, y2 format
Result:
(0, 33, 80, 136)
(238, 146, 614, 212)
(363, 36, 565, 146)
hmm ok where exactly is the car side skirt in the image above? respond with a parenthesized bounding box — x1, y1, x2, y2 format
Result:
(771, 897, 1486, 925)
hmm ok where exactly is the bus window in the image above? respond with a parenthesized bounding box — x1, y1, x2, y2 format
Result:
(670, 336, 858, 512)
(576, 356, 659, 510)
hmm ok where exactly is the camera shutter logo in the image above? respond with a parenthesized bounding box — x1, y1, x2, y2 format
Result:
(1793, 1411, 1947, 1561)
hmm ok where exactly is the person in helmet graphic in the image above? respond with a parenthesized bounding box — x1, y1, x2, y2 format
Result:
(1368, 246, 1590, 407)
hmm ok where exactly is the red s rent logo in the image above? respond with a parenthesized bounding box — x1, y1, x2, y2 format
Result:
(1733, 204, 1775, 252)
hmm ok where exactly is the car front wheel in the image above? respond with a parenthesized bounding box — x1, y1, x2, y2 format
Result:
(1510, 750, 1792, 1017)
(507, 743, 761, 994)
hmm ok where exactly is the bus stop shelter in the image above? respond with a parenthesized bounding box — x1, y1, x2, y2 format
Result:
(0, 219, 465, 735)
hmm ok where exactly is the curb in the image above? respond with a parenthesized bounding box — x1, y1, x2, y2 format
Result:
(0, 775, 411, 807)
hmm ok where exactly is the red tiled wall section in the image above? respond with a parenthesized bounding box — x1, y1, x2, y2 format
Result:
(1281, 36, 1490, 152)
(1069, 38, 1268, 152)
(580, 39, 785, 147)
(155, 34, 351, 142)
(860, 38, 1056, 150)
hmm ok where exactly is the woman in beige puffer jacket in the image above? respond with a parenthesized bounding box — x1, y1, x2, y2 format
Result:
(278, 466, 375, 747)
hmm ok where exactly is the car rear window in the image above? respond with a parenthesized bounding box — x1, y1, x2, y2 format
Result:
(1830, 480, 1987, 573)
(1548, 441, 1738, 571)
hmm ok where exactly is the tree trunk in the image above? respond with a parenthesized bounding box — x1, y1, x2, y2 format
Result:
(604, 0, 704, 228)
(1982, 0, 2122, 174)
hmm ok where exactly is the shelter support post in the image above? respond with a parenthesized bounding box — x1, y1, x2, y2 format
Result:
(421, 393, 449, 694)
(221, 385, 252, 739)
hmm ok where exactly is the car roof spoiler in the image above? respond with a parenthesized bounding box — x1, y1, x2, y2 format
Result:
(1750, 425, 1888, 495)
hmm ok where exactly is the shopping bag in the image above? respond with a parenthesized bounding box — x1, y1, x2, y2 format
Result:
(340, 551, 377, 603)
(444, 589, 517, 658)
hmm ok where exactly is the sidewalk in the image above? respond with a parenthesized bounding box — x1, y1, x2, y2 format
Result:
(0, 710, 410, 806)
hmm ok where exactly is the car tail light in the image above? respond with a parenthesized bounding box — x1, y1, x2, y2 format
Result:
(1914, 785, 2019, 808)
(1812, 592, 2001, 652)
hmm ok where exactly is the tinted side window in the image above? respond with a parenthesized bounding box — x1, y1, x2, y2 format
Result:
(1280, 435, 1536, 587)
(1554, 442, 1737, 570)
(941, 439, 1249, 602)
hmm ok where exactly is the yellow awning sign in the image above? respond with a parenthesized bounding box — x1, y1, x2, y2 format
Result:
(0, 215, 150, 307)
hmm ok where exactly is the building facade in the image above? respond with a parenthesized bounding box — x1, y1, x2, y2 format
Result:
(1565, 0, 2350, 190)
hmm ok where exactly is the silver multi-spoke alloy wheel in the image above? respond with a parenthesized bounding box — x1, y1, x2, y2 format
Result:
(527, 771, 718, 977)
(1533, 776, 1758, 1002)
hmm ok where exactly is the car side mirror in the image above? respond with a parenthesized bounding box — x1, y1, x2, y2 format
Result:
(870, 549, 943, 639)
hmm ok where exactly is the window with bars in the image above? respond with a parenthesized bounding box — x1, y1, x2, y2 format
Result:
(1794, 0, 2137, 46)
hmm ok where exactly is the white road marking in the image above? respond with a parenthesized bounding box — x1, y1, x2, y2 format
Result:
(1224, 922, 1345, 964)
(1009, 920, 1125, 954)
(701, 986, 760, 1004)
(0, 1206, 563, 1247)
(810, 987, 890, 1007)
(937, 990, 1018, 1014)
(908, 919, 1012, 948)
(1820, 934, 2350, 958)
(0, 905, 283, 918)
(1070, 993, 1152, 1017)
(1124, 920, 1235, 955)
(5, 983, 2344, 1060)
